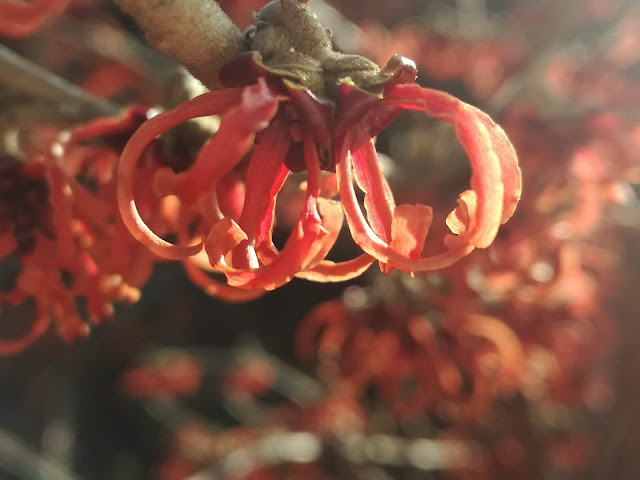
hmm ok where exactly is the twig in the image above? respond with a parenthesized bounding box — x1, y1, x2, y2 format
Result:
(115, 0, 246, 90)
(185, 344, 325, 405)
(0, 44, 118, 118)
(0, 430, 84, 480)
(184, 431, 479, 480)
(38, 15, 179, 84)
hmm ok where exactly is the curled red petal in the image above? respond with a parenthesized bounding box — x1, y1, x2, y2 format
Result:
(294, 197, 375, 282)
(351, 135, 395, 243)
(204, 123, 290, 273)
(117, 87, 243, 260)
(300, 198, 344, 267)
(216, 132, 327, 290)
(0, 303, 50, 356)
(172, 80, 284, 204)
(336, 134, 474, 272)
(205, 217, 249, 266)
(182, 258, 265, 302)
(458, 314, 525, 397)
(216, 172, 246, 221)
(238, 122, 291, 243)
(383, 203, 433, 275)
(380, 84, 521, 248)
(445, 190, 476, 236)
(296, 254, 375, 282)
(336, 82, 520, 272)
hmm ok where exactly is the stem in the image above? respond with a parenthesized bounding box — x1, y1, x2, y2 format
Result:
(0, 44, 118, 118)
(115, 0, 246, 90)
(0, 430, 82, 480)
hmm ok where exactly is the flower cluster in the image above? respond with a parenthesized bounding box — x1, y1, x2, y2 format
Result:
(3, 0, 638, 479)
(297, 297, 524, 422)
(119, 345, 479, 480)
(117, 0, 521, 300)
(0, 108, 165, 352)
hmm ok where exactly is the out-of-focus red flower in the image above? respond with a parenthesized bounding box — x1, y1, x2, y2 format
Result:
(296, 298, 525, 421)
(117, 53, 521, 300)
(121, 352, 202, 398)
(0, 0, 69, 37)
(223, 358, 277, 397)
(0, 108, 164, 353)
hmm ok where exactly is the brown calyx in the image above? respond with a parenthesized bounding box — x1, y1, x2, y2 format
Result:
(245, 0, 397, 99)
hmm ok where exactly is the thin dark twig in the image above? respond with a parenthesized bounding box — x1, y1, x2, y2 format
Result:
(0, 44, 118, 118)
(0, 430, 84, 480)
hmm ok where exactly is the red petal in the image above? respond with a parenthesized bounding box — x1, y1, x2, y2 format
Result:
(0, 303, 50, 356)
(380, 84, 521, 248)
(336, 134, 475, 272)
(217, 133, 326, 290)
(384, 203, 433, 274)
(204, 217, 248, 266)
(172, 80, 284, 204)
(182, 258, 265, 302)
(351, 135, 395, 243)
(301, 197, 344, 268)
(216, 172, 246, 221)
(118, 87, 243, 260)
(445, 190, 477, 236)
(458, 314, 525, 392)
(238, 122, 291, 244)
(297, 254, 375, 282)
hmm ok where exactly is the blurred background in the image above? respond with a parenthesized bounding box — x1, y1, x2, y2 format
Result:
(1, 0, 639, 479)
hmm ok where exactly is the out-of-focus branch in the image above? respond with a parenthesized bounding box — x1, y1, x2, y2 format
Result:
(115, 0, 246, 90)
(184, 432, 479, 480)
(40, 16, 179, 84)
(0, 430, 83, 480)
(0, 44, 118, 118)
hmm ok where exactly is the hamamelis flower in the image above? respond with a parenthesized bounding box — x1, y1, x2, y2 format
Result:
(117, 0, 521, 299)
(0, 109, 163, 354)
(0, 0, 68, 37)
(297, 298, 524, 421)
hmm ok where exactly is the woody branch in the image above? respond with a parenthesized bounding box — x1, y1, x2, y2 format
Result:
(115, 0, 246, 90)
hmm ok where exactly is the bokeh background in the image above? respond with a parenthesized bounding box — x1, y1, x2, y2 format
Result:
(1, 0, 639, 479)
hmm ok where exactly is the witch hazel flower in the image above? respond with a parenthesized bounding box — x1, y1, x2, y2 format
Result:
(0, 108, 164, 354)
(117, 0, 521, 299)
